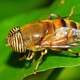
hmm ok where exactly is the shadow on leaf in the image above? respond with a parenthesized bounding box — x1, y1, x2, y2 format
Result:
(6, 51, 32, 68)
(47, 49, 79, 58)
(47, 68, 64, 80)
(23, 68, 64, 80)
(6, 49, 79, 69)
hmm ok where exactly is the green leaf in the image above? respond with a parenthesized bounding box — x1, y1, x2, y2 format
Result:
(0, 0, 80, 80)
(0, 11, 80, 80)
(55, 67, 80, 80)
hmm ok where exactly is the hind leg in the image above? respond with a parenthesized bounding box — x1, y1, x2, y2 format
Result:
(48, 6, 75, 20)
(67, 6, 75, 19)
(68, 49, 80, 56)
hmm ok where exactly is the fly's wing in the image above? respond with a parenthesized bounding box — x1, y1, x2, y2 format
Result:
(41, 27, 80, 49)
(49, 42, 80, 48)
(41, 27, 68, 47)
(49, 45, 71, 48)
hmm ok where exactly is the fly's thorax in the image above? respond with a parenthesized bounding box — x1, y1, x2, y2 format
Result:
(7, 27, 26, 53)
(20, 23, 48, 50)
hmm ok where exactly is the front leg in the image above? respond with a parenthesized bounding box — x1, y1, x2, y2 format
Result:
(68, 48, 80, 56)
(19, 51, 35, 61)
(34, 49, 47, 74)
(26, 51, 35, 60)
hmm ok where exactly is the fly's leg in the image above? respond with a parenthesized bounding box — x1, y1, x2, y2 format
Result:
(48, 6, 75, 20)
(67, 42, 80, 56)
(68, 49, 80, 56)
(34, 49, 47, 74)
(26, 51, 35, 60)
(67, 6, 75, 19)
(19, 51, 35, 61)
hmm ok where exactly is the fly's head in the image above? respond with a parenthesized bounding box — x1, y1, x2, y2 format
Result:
(7, 27, 26, 53)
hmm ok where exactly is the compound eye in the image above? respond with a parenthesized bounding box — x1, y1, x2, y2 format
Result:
(7, 27, 26, 53)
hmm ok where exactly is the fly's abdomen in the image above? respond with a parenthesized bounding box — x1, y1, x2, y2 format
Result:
(72, 29, 80, 41)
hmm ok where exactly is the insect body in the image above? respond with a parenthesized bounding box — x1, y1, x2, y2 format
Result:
(7, 8, 80, 73)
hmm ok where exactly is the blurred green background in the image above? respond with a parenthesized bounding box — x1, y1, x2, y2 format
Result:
(1, 0, 80, 80)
